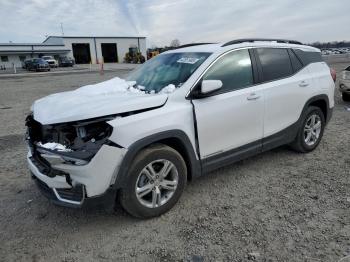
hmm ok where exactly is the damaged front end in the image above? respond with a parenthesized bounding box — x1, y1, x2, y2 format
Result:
(26, 114, 117, 174)
(25, 114, 125, 207)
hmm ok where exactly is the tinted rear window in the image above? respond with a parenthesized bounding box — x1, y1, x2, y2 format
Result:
(293, 49, 322, 65)
(257, 48, 293, 82)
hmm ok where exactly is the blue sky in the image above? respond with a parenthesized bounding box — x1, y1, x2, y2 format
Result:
(1, 0, 349, 46)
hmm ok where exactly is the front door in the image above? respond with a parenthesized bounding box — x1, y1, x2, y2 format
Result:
(192, 49, 264, 159)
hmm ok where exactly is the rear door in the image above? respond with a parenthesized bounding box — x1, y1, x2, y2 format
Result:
(192, 48, 264, 159)
(254, 48, 315, 139)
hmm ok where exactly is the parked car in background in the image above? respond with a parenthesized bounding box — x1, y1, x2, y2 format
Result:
(339, 65, 350, 101)
(42, 56, 58, 68)
(58, 56, 74, 67)
(22, 59, 33, 69)
(26, 39, 335, 218)
(27, 58, 50, 72)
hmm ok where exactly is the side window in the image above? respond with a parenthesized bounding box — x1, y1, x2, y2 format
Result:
(1, 56, 9, 62)
(203, 49, 253, 93)
(257, 48, 293, 82)
(288, 49, 303, 72)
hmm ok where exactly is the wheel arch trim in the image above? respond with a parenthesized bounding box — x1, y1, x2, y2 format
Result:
(303, 94, 331, 123)
(112, 129, 201, 189)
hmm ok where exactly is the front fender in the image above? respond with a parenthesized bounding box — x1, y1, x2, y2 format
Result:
(112, 130, 201, 189)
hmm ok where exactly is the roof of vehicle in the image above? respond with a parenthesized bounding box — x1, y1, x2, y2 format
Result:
(166, 39, 320, 54)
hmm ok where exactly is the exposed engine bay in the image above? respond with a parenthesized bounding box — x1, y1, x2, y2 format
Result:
(26, 114, 116, 163)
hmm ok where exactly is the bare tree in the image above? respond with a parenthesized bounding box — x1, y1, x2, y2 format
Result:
(170, 39, 180, 47)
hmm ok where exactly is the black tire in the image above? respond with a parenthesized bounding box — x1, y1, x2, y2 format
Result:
(119, 144, 187, 218)
(290, 106, 325, 153)
(342, 92, 350, 102)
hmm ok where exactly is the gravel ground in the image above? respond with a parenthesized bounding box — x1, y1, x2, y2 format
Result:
(0, 63, 349, 262)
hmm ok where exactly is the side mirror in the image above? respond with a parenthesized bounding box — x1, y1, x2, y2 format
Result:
(201, 80, 223, 94)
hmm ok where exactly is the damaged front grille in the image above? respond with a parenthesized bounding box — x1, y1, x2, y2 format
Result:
(26, 115, 113, 147)
(26, 114, 115, 165)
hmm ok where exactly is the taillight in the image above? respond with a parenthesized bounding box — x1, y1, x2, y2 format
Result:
(330, 68, 336, 82)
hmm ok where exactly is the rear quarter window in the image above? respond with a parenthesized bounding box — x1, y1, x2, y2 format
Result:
(293, 49, 322, 65)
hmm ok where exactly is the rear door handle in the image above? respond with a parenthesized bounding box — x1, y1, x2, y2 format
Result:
(247, 93, 261, 101)
(299, 81, 309, 87)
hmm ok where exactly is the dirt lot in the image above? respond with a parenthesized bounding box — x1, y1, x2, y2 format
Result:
(0, 63, 349, 262)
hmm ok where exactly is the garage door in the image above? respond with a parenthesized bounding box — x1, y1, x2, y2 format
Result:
(101, 43, 118, 63)
(72, 43, 91, 64)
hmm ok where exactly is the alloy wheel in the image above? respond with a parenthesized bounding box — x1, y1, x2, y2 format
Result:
(135, 159, 178, 208)
(303, 114, 322, 146)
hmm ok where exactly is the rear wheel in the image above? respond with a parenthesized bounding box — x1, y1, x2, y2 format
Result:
(342, 92, 350, 102)
(119, 144, 187, 218)
(291, 106, 325, 153)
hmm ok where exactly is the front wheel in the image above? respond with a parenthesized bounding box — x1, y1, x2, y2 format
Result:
(290, 106, 325, 153)
(119, 144, 187, 218)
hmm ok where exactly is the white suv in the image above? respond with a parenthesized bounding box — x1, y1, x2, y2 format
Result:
(26, 39, 335, 218)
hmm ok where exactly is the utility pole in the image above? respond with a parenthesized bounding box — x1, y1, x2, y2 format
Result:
(60, 23, 64, 36)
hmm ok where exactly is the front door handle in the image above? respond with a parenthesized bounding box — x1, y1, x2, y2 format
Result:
(299, 81, 309, 87)
(247, 93, 261, 101)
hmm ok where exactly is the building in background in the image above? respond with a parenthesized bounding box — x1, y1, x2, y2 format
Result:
(44, 36, 146, 64)
(0, 36, 146, 68)
(0, 42, 70, 68)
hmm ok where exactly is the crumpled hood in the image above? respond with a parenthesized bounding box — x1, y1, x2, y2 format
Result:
(32, 77, 168, 125)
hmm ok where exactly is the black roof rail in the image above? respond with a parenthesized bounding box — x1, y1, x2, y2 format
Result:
(176, 43, 215, 49)
(222, 38, 303, 47)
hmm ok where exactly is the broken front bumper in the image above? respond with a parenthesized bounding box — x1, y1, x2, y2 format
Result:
(27, 144, 127, 207)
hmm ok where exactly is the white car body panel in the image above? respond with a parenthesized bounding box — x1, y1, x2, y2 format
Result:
(262, 66, 316, 137)
(108, 99, 197, 155)
(28, 145, 126, 197)
(307, 62, 335, 107)
(28, 152, 71, 189)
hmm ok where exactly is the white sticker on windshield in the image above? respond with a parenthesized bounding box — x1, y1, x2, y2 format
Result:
(177, 57, 200, 64)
